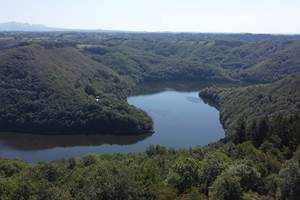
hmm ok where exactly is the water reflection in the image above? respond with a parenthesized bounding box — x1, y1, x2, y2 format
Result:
(131, 81, 231, 96)
(0, 132, 153, 151)
(130, 80, 216, 95)
(0, 81, 225, 162)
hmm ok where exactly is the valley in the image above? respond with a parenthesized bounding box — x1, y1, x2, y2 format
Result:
(0, 32, 299, 200)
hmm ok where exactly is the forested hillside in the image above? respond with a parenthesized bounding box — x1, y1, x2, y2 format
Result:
(0, 32, 300, 200)
(0, 43, 152, 134)
(0, 32, 300, 134)
(200, 74, 300, 129)
(79, 37, 300, 84)
(1, 142, 299, 200)
(200, 73, 300, 149)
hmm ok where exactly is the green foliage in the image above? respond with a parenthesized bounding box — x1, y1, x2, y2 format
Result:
(0, 43, 153, 134)
(242, 192, 269, 200)
(84, 85, 97, 96)
(233, 118, 247, 144)
(167, 157, 200, 193)
(0, 32, 300, 200)
(0, 159, 27, 177)
(276, 155, 300, 200)
(200, 74, 300, 151)
(209, 172, 243, 200)
(145, 145, 168, 157)
(179, 187, 208, 200)
(228, 114, 300, 155)
(1, 32, 300, 135)
(198, 151, 230, 194)
(154, 185, 177, 200)
(0, 177, 17, 200)
(226, 164, 262, 192)
(0, 141, 298, 200)
(200, 74, 300, 133)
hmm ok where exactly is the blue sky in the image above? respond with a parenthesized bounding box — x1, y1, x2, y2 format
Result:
(1, 0, 300, 33)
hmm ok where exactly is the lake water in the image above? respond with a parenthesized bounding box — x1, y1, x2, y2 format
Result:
(0, 84, 224, 162)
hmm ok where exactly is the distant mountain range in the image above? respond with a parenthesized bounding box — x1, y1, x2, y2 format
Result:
(0, 22, 69, 32)
(1, 22, 300, 35)
(0, 22, 111, 32)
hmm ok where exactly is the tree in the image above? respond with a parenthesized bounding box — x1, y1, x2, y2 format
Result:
(84, 85, 97, 96)
(145, 145, 167, 157)
(198, 152, 230, 194)
(242, 192, 269, 200)
(167, 157, 200, 193)
(233, 118, 247, 144)
(155, 185, 177, 200)
(277, 161, 300, 200)
(226, 164, 262, 192)
(179, 187, 207, 200)
(247, 120, 261, 147)
(209, 173, 242, 200)
(256, 117, 269, 146)
(0, 177, 16, 200)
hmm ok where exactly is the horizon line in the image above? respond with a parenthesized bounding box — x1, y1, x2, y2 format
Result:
(1, 21, 300, 36)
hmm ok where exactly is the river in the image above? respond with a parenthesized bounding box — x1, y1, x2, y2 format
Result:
(0, 83, 224, 162)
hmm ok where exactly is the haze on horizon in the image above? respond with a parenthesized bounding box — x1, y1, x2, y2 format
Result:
(1, 0, 300, 34)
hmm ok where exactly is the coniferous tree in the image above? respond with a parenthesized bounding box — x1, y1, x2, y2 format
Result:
(233, 118, 247, 144)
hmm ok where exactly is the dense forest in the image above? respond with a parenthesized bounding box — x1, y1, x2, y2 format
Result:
(0, 32, 300, 199)
(0, 32, 300, 134)
(1, 141, 299, 199)
(0, 43, 152, 134)
(199, 73, 300, 132)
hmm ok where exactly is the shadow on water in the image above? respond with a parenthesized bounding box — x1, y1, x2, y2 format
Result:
(130, 80, 233, 96)
(0, 132, 153, 151)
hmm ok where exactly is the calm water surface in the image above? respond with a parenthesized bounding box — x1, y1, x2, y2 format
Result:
(0, 84, 224, 162)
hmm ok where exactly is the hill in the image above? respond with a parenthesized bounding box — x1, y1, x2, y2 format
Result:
(200, 73, 300, 127)
(0, 22, 67, 32)
(1, 32, 300, 135)
(0, 43, 152, 134)
(0, 33, 300, 200)
(79, 37, 300, 83)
